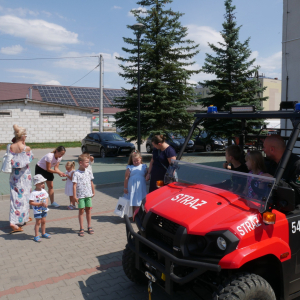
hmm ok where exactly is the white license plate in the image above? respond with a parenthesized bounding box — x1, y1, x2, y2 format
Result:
(121, 149, 130, 152)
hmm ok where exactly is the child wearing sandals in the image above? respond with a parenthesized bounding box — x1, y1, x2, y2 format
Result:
(29, 174, 51, 242)
(62, 161, 77, 209)
(72, 153, 95, 237)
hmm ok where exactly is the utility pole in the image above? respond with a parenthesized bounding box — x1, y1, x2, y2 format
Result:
(99, 54, 104, 132)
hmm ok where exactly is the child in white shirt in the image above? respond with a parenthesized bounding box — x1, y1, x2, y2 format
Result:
(72, 153, 95, 237)
(29, 174, 51, 242)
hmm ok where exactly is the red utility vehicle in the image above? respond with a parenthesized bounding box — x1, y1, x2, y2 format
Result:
(123, 105, 300, 299)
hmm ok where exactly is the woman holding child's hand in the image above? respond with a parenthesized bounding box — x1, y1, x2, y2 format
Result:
(35, 146, 66, 208)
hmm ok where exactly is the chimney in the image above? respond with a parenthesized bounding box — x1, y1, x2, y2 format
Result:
(29, 87, 32, 99)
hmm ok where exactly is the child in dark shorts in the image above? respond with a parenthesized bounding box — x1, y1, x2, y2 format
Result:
(223, 145, 248, 193)
(29, 174, 51, 242)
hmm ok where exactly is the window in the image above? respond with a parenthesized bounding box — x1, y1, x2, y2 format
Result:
(0, 111, 11, 116)
(40, 112, 64, 117)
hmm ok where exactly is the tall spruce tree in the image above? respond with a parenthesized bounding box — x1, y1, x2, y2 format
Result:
(198, 0, 267, 139)
(114, 0, 200, 140)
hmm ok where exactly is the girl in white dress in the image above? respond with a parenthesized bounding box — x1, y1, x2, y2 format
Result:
(62, 161, 76, 209)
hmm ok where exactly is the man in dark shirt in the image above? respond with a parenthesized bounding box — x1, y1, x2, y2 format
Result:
(263, 135, 300, 204)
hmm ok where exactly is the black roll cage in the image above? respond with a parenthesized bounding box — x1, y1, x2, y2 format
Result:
(177, 110, 300, 186)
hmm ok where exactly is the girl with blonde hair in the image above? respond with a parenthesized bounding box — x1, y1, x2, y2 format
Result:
(9, 124, 34, 233)
(62, 161, 77, 209)
(124, 150, 148, 216)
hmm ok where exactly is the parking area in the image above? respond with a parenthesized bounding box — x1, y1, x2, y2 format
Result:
(0, 144, 226, 198)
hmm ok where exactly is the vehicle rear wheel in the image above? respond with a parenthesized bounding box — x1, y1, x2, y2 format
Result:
(146, 144, 152, 153)
(100, 148, 106, 158)
(213, 273, 276, 300)
(81, 146, 86, 153)
(122, 243, 147, 285)
(205, 144, 212, 152)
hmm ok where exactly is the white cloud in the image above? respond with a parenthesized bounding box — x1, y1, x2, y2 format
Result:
(128, 7, 148, 17)
(0, 6, 39, 17)
(54, 51, 121, 73)
(0, 44, 23, 55)
(7, 68, 61, 84)
(0, 15, 79, 51)
(43, 80, 61, 85)
(254, 51, 282, 78)
(42, 11, 52, 17)
(113, 5, 122, 9)
(187, 25, 223, 53)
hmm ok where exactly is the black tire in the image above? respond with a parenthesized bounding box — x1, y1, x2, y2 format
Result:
(213, 273, 276, 300)
(122, 243, 147, 285)
(81, 146, 86, 153)
(100, 148, 106, 158)
(146, 144, 152, 153)
(205, 144, 212, 152)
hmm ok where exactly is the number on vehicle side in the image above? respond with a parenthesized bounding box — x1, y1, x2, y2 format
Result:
(291, 221, 300, 233)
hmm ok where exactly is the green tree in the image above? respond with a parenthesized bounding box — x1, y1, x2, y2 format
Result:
(114, 0, 200, 140)
(198, 0, 267, 139)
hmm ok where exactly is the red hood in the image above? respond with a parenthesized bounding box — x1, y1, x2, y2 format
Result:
(145, 182, 259, 235)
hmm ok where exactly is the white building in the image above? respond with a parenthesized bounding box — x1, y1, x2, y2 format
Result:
(0, 99, 93, 143)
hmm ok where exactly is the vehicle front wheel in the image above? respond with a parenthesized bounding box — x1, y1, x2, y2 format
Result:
(122, 243, 147, 285)
(100, 148, 106, 158)
(146, 144, 152, 153)
(205, 144, 212, 152)
(213, 273, 276, 300)
(81, 146, 86, 153)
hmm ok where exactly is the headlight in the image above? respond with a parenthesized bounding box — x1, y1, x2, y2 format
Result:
(217, 237, 227, 250)
(214, 140, 222, 145)
(188, 140, 194, 145)
(107, 145, 117, 148)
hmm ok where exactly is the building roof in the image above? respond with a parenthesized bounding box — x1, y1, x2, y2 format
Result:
(0, 98, 94, 112)
(0, 82, 125, 114)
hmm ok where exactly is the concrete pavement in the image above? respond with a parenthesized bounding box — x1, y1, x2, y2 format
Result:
(0, 185, 200, 300)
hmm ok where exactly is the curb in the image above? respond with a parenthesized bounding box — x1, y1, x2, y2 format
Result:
(0, 181, 124, 201)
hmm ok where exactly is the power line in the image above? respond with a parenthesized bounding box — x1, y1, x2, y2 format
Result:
(69, 64, 99, 86)
(0, 55, 98, 61)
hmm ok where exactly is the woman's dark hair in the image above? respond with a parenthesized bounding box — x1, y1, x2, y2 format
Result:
(151, 134, 166, 145)
(52, 146, 66, 154)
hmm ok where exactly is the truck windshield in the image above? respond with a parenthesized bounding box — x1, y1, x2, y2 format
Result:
(166, 160, 276, 213)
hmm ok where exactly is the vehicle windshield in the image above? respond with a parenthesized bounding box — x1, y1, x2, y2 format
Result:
(100, 133, 124, 141)
(165, 160, 276, 213)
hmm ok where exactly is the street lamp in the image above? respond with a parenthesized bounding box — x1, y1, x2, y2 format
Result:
(132, 23, 145, 152)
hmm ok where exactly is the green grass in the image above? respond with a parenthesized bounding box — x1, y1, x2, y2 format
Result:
(0, 141, 81, 151)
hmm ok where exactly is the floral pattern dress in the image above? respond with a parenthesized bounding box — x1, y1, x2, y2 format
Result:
(9, 146, 33, 225)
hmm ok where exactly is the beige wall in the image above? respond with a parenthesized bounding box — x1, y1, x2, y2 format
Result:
(260, 78, 281, 111)
(195, 78, 281, 111)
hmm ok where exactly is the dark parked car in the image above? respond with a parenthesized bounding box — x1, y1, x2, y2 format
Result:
(145, 133, 194, 153)
(81, 132, 135, 158)
(193, 128, 232, 152)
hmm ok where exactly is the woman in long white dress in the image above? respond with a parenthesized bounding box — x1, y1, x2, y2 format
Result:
(9, 124, 34, 233)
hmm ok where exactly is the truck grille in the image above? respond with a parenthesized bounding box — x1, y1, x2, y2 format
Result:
(153, 215, 180, 235)
(148, 214, 180, 248)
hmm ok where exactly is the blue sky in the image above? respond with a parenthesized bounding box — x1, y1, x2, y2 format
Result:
(0, 0, 283, 89)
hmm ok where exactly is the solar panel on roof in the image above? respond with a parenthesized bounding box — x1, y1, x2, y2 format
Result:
(35, 86, 76, 106)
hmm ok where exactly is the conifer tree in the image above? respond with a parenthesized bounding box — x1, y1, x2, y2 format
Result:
(198, 0, 267, 139)
(114, 0, 200, 140)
